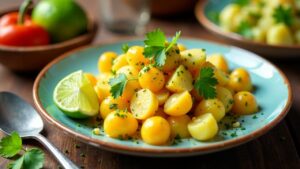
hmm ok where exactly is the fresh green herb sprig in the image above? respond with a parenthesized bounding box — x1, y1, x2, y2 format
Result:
(237, 21, 253, 39)
(233, 0, 250, 6)
(0, 132, 44, 169)
(194, 67, 218, 99)
(122, 44, 129, 53)
(273, 5, 293, 26)
(109, 73, 128, 99)
(143, 29, 181, 67)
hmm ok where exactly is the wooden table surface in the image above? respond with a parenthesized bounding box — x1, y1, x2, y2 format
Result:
(1, 1, 300, 169)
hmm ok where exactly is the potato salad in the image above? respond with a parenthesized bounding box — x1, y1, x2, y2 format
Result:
(219, 0, 300, 45)
(54, 29, 259, 146)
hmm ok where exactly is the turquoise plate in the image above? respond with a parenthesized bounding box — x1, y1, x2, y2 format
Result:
(195, 0, 300, 58)
(33, 39, 292, 157)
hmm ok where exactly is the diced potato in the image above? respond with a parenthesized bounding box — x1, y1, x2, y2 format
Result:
(138, 66, 165, 92)
(295, 30, 300, 44)
(216, 86, 234, 113)
(104, 110, 138, 139)
(84, 73, 97, 86)
(126, 46, 150, 70)
(194, 99, 225, 122)
(164, 91, 192, 116)
(178, 44, 187, 51)
(98, 52, 117, 73)
(130, 89, 158, 120)
(252, 27, 266, 43)
(155, 88, 170, 105)
(112, 54, 128, 72)
(232, 91, 258, 115)
(228, 68, 252, 92)
(220, 4, 241, 31)
(188, 113, 218, 141)
(117, 65, 141, 100)
(167, 115, 191, 138)
(94, 73, 113, 102)
(267, 24, 293, 45)
(100, 96, 129, 119)
(166, 65, 193, 92)
(207, 53, 229, 73)
(180, 49, 206, 73)
(162, 44, 181, 72)
(141, 116, 171, 145)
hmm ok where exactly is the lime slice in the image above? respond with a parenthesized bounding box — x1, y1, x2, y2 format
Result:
(53, 70, 99, 118)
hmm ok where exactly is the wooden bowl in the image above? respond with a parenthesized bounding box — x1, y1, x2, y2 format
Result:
(195, 0, 300, 59)
(151, 0, 197, 16)
(0, 8, 98, 72)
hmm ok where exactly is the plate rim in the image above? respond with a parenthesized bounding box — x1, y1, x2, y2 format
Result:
(195, 0, 300, 52)
(33, 38, 293, 156)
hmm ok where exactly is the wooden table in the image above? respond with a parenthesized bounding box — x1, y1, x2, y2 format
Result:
(1, 3, 300, 169)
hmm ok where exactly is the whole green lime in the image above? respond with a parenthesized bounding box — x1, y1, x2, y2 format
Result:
(32, 0, 88, 43)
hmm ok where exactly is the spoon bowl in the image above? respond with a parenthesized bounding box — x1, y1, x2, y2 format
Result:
(0, 92, 79, 169)
(0, 92, 43, 137)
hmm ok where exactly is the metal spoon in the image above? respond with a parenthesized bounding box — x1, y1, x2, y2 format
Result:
(0, 92, 79, 169)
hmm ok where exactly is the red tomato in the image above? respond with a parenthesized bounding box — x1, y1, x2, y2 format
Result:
(0, 12, 50, 47)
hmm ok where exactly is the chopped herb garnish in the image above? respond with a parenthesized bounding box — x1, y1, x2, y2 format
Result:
(0, 132, 45, 169)
(273, 5, 293, 26)
(143, 29, 181, 67)
(109, 73, 128, 98)
(233, 0, 249, 6)
(109, 103, 118, 110)
(237, 21, 253, 39)
(194, 67, 218, 99)
(122, 44, 130, 53)
(208, 11, 220, 24)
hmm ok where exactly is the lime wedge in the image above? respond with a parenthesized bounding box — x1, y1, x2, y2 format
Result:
(53, 70, 99, 118)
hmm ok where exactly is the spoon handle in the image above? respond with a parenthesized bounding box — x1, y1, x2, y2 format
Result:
(33, 134, 80, 169)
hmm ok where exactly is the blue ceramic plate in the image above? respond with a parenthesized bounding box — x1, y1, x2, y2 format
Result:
(33, 39, 292, 157)
(195, 0, 300, 58)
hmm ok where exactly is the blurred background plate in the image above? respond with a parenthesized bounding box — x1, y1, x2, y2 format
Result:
(195, 0, 300, 59)
(33, 39, 291, 157)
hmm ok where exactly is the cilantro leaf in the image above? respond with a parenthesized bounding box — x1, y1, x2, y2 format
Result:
(165, 31, 181, 52)
(237, 21, 253, 39)
(109, 73, 128, 99)
(194, 67, 218, 99)
(22, 148, 44, 169)
(143, 29, 181, 67)
(122, 44, 129, 54)
(273, 5, 293, 26)
(233, 0, 249, 6)
(208, 11, 220, 24)
(144, 29, 166, 47)
(7, 156, 24, 169)
(0, 132, 22, 158)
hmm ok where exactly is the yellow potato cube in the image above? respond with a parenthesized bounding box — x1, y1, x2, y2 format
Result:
(166, 65, 193, 93)
(112, 54, 128, 72)
(207, 53, 229, 73)
(194, 99, 225, 122)
(141, 116, 171, 145)
(188, 113, 218, 141)
(232, 91, 258, 115)
(130, 89, 159, 120)
(167, 115, 191, 138)
(180, 49, 206, 73)
(138, 66, 165, 92)
(164, 91, 192, 116)
(104, 110, 138, 139)
(155, 88, 170, 105)
(98, 52, 117, 73)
